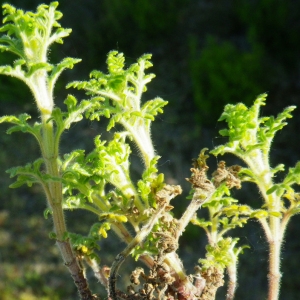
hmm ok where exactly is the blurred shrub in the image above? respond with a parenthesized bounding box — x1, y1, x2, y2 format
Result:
(188, 35, 268, 125)
(236, 0, 300, 72)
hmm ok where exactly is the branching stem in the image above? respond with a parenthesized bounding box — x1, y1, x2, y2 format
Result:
(177, 189, 215, 240)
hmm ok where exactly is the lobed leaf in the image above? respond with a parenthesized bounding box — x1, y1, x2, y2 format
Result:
(6, 158, 60, 189)
(0, 113, 42, 142)
(283, 162, 300, 186)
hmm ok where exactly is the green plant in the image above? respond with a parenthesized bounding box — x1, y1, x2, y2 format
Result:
(211, 94, 298, 300)
(0, 2, 299, 300)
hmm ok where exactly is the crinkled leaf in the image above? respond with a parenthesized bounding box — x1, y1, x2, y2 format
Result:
(137, 156, 162, 207)
(67, 231, 100, 261)
(0, 2, 71, 76)
(0, 113, 42, 141)
(6, 158, 60, 189)
(200, 237, 246, 270)
(43, 207, 52, 219)
(212, 94, 295, 160)
(191, 218, 212, 229)
(26, 62, 52, 77)
(283, 162, 300, 185)
(49, 57, 81, 84)
(221, 204, 252, 218)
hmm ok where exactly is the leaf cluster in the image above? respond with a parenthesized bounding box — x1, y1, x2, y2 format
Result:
(67, 222, 112, 262)
(0, 2, 70, 61)
(68, 51, 168, 132)
(0, 2, 81, 113)
(212, 93, 296, 157)
(199, 237, 248, 271)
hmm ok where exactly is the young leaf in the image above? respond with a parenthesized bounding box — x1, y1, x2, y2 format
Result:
(6, 158, 60, 189)
(0, 2, 71, 62)
(283, 162, 300, 186)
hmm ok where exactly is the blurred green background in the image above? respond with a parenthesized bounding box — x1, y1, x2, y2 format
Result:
(1, 0, 300, 299)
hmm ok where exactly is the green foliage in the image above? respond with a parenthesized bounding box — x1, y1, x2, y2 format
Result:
(137, 156, 165, 208)
(67, 228, 102, 262)
(6, 158, 60, 189)
(61, 132, 139, 215)
(210, 93, 299, 300)
(0, 113, 42, 141)
(130, 230, 160, 261)
(0, 2, 69, 54)
(211, 94, 299, 217)
(211, 93, 296, 157)
(0, 2, 80, 114)
(191, 177, 248, 273)
(68, 51, 168, 131)
(199, 237, 247, 271)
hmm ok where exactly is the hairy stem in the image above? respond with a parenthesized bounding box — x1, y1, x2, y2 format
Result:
(177, 189, 214, 240)
(122, 120, 155, 168)
(243, 152, 283, 300)
(268, 216, 282, 300)
(226, 263, 237, 300)
(42, 117, 96, 299)
(86, 257, 109, 289)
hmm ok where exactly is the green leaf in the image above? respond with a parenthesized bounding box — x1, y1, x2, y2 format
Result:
(0, 1, 72, 91)
(284, 162, 300, 185)
(203, 183, 237, 208)
(49, 232, 57, 239)
(49, 95, 102, 138)
(137, 156, 162, 207)
(250, 209, 268, 219)
(61, 133, 140, 212)
(269, 211, 282, 218)
(191, 218, 212, 229)
(266, 185, 280, 195)
(212, 94, 295, 161)
(49, 57, 82, 85)
(26, 62, 53, 77)
(238, 168, 257, 182)
(0, 113, 43, 145)
(61, 150, 96, 205)
(221, 204, 252, 217)
(107, 50, 125, 74)
(67, 231, 100, 261)
(271, 164, 285, 176)
(258, 106, 296, 148)
(213, 94, 267, 154)
(199, 237, 246, 270)
(6, 158, 61, 189)
(43, 208, 52, 219)
(141, 97, 168, 120)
